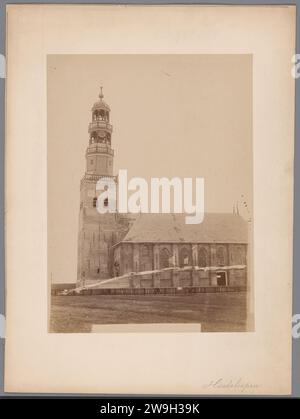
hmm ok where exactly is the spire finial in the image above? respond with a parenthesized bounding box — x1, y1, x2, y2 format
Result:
(99, 86, 104, 100)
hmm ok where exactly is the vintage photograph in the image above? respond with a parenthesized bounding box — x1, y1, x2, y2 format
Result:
(5, 4, 294, 395)
(48, 54, 253, 333)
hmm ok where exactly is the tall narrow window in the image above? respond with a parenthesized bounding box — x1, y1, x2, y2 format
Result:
(159, 248, 170, 269)
(237, 247, 243, 265)
(93, 197, 97, 207)
(179, 248, 190, 267)
(142, 245, 149, 256)
(104, 197, 108, 207)
(198, 247, 208, 267)
(217, 247, 226, 266)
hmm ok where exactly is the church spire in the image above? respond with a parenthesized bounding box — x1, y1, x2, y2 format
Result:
(86, 87, 114, 177)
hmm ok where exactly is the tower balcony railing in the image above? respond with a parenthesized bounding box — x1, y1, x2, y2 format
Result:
(81, 173, 117, 185)
(88, 121, 113, 132)
(86, 145, 114, 156)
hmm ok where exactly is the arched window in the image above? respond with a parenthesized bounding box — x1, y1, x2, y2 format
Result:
(179, 247, 190, 267)
(93, 197, 97, 207)
(216, 247, 225, 266)
(159, 248, 170, 269)
(198, 247, 208, 267)
(90, 132, 98, 144)
(142, 245, 149, 257)
(237, 247, 243, 265)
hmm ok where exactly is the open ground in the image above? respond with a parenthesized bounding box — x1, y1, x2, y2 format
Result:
(50, 291, 248, 333)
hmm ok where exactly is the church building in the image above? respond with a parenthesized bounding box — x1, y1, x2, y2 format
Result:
(77, 89, 248, 288)
(76, 88, 133, 286)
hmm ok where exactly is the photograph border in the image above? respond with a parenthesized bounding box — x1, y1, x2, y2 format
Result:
(0, 0, 299, 398)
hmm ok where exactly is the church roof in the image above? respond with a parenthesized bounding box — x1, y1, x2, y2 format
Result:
(92, 87, 111, 111)
(121, 213, 248, 244)
(92, 99, 110, 112)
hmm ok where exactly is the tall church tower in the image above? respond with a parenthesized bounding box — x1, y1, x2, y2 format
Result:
(86, 87, 114, 177)
(77, 88, 124, 286)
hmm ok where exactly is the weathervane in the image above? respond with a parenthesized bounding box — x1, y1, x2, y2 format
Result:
(99, 86, 104, 100)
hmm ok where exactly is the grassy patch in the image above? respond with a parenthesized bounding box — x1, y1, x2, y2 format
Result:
(50, 291, 248, 333)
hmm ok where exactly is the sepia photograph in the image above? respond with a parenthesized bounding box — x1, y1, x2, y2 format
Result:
(4, 5, 295, 395)
(48, 54, 253, 333)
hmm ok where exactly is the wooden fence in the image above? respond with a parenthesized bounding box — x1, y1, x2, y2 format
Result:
(52, 285, 247, 296)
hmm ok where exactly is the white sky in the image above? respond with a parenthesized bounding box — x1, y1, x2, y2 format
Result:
(48, 54, 252, 283)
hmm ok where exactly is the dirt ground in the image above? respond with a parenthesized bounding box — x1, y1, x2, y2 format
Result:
(50, 291, 248, 333)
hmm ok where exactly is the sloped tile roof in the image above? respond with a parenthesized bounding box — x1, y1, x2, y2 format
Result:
(122, 213, 248, 244)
